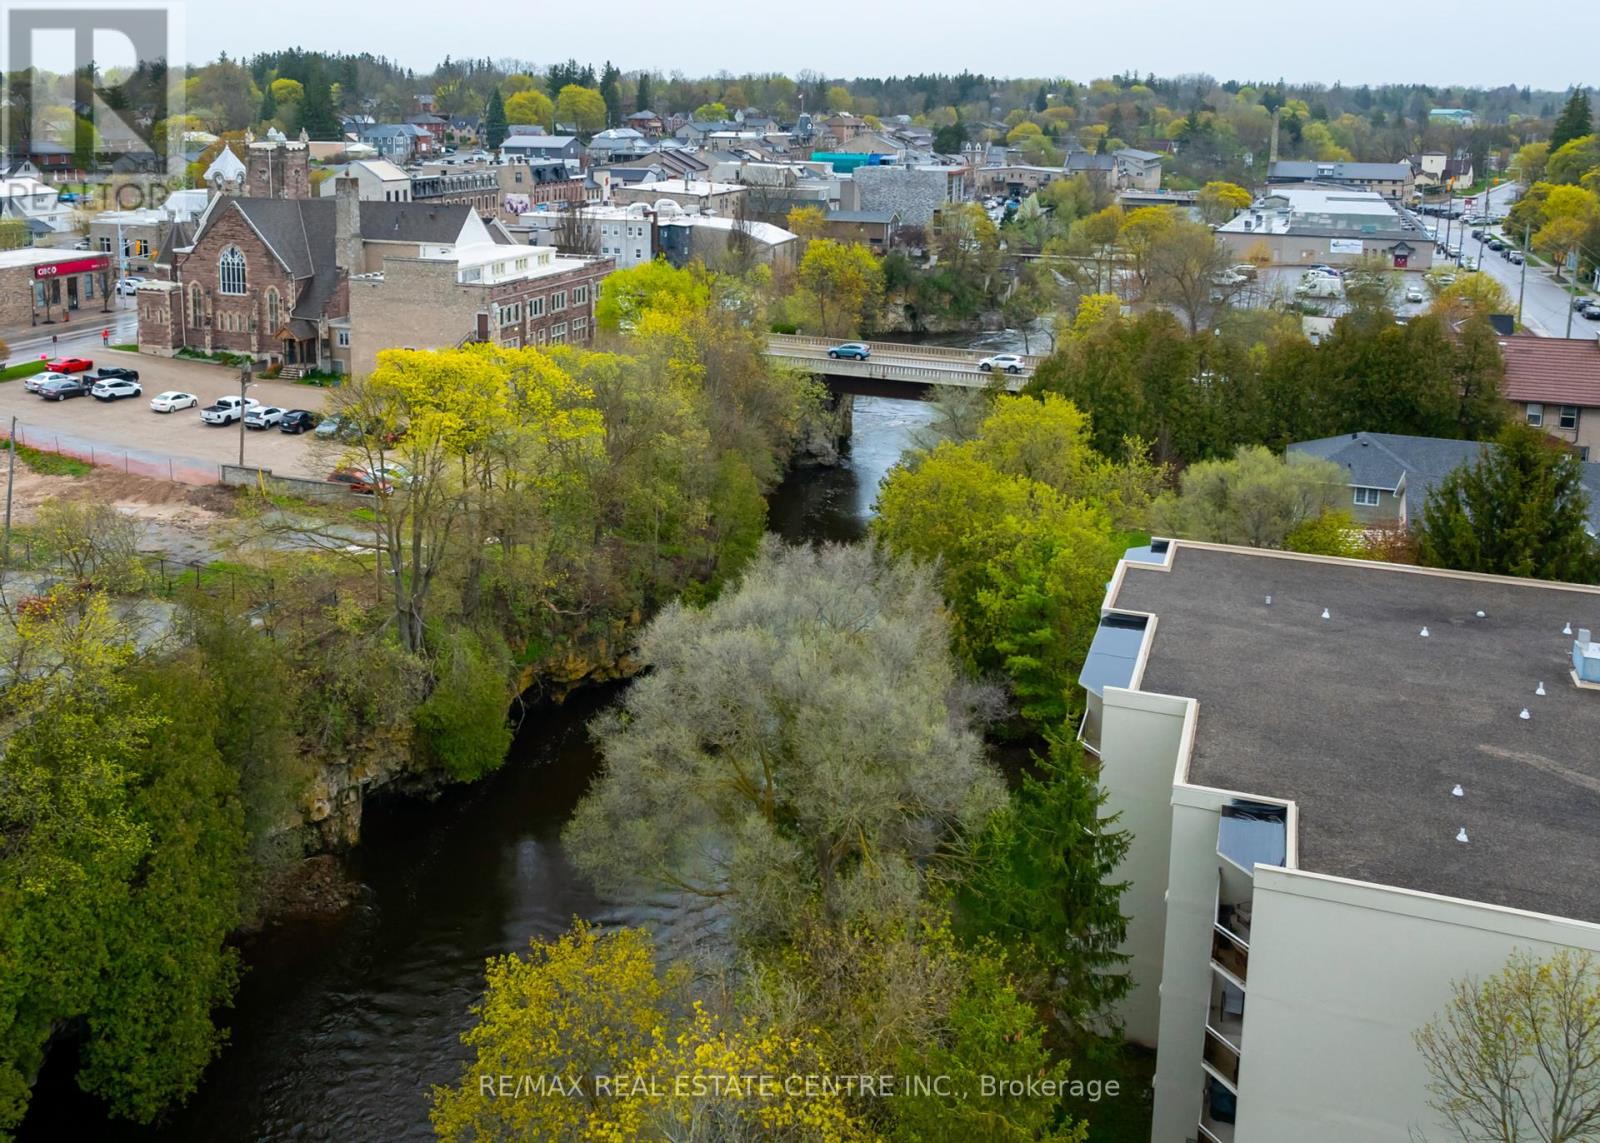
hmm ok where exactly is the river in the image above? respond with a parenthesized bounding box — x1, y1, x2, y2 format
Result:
(18, 395, 938, 1143)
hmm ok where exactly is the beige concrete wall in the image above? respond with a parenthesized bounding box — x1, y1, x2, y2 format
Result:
(348, 259, 474, 376)
(1218, 231, 1432, 270)
(1097, 681, 1193, 1047)
(1238, 869, 1600, 1143)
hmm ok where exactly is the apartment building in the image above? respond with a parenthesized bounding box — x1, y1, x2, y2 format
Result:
(346, 242, 611, 375)
(1081, 540, 1600, 1143)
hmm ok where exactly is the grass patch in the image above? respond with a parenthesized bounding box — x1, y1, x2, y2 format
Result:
(295, 370, 342, 387)
(11, 442, 92, 477)
(108, 342, 137, 352)
(0, 360, 47, 382)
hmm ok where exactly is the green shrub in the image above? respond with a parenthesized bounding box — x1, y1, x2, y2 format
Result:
(414, 631, 514, 782)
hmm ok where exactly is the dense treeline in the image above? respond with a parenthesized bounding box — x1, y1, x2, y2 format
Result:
(0, 262, 823, 1132)
(1028, 299, 1509, 466)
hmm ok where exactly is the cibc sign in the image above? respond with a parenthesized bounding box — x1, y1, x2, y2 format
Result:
(34, 256, 109, 280)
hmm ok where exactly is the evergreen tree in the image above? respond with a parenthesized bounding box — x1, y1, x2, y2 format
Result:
(598, 61, 621, 128)
(635, 71, 653, 114)
(933, 119, 966, 155)
(958, 735, 1132, 1035)
(1420, 423, 1600, 583)
(258, 79, 276, 125)
(297, 65, 340, 140)
(1550, 88, 1593, 154)
(1033, 84, 1049, 113)
(483, 87, 507, 151)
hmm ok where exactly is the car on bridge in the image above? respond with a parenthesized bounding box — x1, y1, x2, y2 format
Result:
(827, 342, 871, 360)
(979, 353, 1028, 374)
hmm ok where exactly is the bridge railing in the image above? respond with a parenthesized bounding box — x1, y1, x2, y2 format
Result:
(764, 348, 1025, 390)
(765, 333, 1045, 369)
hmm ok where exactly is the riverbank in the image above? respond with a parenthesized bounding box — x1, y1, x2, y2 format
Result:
(16, 395, 938, 1141)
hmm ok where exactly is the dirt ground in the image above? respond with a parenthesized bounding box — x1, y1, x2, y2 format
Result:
(6, 466, 241, 563)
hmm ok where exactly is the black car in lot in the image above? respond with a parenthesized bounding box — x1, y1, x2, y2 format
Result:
(279, 409, 319, 434)
(38, 377, 87, 401)
(94, 365, 140, 382)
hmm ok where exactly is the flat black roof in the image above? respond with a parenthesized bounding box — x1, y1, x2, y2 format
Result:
(1112, 544, 1600, 923)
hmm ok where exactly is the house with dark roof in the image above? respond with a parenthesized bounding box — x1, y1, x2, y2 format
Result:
(1498, 333, 1600, 459)
(623, 110, 664, 137)
(1288, 429, 1600, 534)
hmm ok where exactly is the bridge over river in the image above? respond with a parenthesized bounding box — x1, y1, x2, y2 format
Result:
(763, 333, 1040, 395)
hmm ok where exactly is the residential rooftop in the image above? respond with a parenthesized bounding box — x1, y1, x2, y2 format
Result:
(1500, 333, 1600, 407)
(1217, 187, 1425, 240)
(1109, 543, 1600, 924)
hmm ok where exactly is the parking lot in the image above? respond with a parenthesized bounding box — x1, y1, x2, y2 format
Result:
(0, 351, 332, 483)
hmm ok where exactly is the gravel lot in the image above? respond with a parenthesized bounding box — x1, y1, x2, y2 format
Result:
(0, 351, 332, 483)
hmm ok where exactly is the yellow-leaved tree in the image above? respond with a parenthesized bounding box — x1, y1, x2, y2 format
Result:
(430, 922, 870, 1142)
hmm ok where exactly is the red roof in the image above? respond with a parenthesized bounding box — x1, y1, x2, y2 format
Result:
(1499, 334, 1600, 408)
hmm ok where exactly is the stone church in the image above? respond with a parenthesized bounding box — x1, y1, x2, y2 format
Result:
(139, 137, 515, 373)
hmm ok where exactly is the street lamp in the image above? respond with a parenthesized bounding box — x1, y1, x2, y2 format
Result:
(237, 361, 253, 467)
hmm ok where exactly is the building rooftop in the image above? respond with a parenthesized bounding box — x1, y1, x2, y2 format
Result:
(1109, 543, 1600, 923)
(1268, 160, 1413, 182)
(1500, 334, 1600, 407)
(1218, 187, 1425, 241)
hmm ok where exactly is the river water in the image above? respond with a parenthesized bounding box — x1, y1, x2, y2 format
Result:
(19, 395, 937, 1143)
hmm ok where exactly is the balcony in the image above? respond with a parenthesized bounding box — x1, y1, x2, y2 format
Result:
(1211, 924, 1248, 984)
(1203, 1027, 1241, 1090)
(1198, 1073, 1238, 1141)
(1207, 971, 1245, 1053)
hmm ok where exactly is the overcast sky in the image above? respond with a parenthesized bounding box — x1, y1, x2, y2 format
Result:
(126, 0, 1600, 90)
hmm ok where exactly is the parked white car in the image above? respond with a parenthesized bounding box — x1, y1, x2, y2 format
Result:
(90, 378, 143, 401)
(24, 370, 70, 394)
(244, 405, 286, 430)
(113, 277, 146, 296)
(149, 390, 199, 413)
(978, 353, 1027, 374)
(1405, 287, 1425, 304)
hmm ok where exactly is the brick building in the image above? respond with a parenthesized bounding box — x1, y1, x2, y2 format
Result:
(346, 243, 612, 375)
(0, 247, 112, 328)
(139, 146, 516, 372)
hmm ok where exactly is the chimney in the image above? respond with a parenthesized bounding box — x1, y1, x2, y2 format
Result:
(334, 177, 362, 274)
(1269, 108, 1280, 166)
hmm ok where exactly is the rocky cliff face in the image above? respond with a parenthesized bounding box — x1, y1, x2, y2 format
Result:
(792, 391, 854, 468)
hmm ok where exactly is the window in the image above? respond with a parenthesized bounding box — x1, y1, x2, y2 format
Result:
(97, 236, 112, 253)
(219, 245, 246, 295)
(551, 290, 567, 311)
(529, 296, 545, 317)
(132, 239, 149, 256)
(1560, 405, 1579, 430)
(1526, 402, 1544, 428)
(266, 289, 280, 331)
(550, 321, 568, 344)
(572, 284, 589, 305)
(1353, 487, 1382, 507)
(189, 284, 204, 326)
(336, 329, 351, 348)
(572, 317, 587, 338)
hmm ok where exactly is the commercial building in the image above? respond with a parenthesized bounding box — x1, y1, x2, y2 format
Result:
(1215, 188, 1432, 270)
(612, 178, 747, 217)
(1082, 540, 1600, 1142)
(0, 246, 113, 327)
(820, 209, 897, 253)
(846, 163, 972, 227)
(346, 242, 611, 376)
(521, 202, 797, 272)
(1266, 160, 1414, 202)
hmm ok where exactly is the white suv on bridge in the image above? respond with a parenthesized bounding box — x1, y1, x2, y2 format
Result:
(979, 353, 1027, 374)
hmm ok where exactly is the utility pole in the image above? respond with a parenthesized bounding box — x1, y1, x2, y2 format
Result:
(1518, 223, 1529, 326)
(3, 417, 15, 567)
(237, 362, 252, 467)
